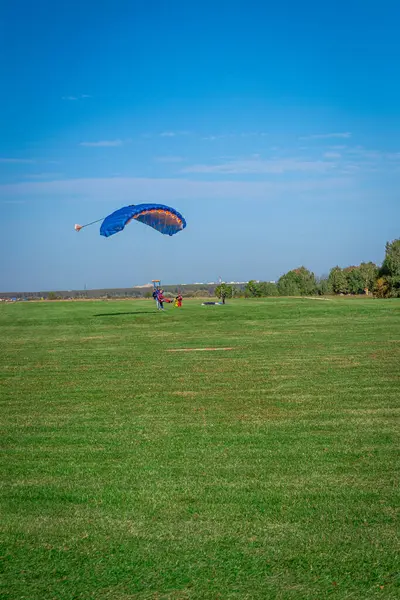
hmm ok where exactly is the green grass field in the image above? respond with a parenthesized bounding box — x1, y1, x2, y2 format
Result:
(1, 297, 399, 599)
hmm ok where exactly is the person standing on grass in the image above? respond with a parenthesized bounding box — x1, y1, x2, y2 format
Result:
(158, 289, 164, 310)
(152, 288, 161, 310)
(158, 289, 172, 310)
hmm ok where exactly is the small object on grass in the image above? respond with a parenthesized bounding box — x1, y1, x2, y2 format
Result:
(202, 301, 223, 306)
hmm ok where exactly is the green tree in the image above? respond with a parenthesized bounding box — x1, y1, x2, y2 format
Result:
(359, 262, 378, 291)
(344, 267, 365, 295)
(245, 280, 261, 297)
(277, 271, 300, 296)
(258, 281, 279, 296)
(328, 266, 349, 294)
(295, 267, 317, 295)
(380, 239, 400, 297)
(215, 283, 233, 303)
(374, 277, 390, 298)
(316, 276, 330, 295)
(381, 239, 400, 277)
(278, 267, 317, 296)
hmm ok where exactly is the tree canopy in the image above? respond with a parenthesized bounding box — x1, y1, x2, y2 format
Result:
(277, 267, 317, 296)
(378, 239, 400, 297)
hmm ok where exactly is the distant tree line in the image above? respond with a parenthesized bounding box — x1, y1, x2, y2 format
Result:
(7, 239, 398, 301)
(242, 238, 400, 299)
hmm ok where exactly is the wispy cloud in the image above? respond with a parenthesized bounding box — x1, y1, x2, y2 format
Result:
(339, 146, 400, 170)
(0, 175, 352, 204)
(23, 172, 63, 180)
(202, 132, 268, 141)
(79, 139, 124, 147)
(62, 94, 91, 101)
(0, 158, 35, 164)
(300, 132, 352, 140)
(202, 134, 234, 141)
(345, 146, 383, 161)
(160, 131, 190, 137)
(182, 157, 335, 175)
(155, 156, 184, 163)
(324, 152, 341, 159)
(241, 132, 268, 137)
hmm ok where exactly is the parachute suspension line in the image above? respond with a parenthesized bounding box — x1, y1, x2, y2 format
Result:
(74, 216, 106, 232)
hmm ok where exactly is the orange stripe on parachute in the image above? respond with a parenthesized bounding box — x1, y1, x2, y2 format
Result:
(133, 209, 183, 225)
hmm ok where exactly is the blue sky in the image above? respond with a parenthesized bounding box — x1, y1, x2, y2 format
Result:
(1, 0, 400, 291)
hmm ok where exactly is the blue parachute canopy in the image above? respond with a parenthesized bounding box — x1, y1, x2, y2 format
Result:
(99, 204, 187, 238)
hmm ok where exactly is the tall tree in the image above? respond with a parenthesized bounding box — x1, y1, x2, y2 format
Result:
(316, 276, 330, 295)
(215, 283, 233, 302)
(245, 280, 261, 297)
(328, 266, 349, 294)
(381, 239, 400, 277)
(278, 267, 317, 296)
(277, 271, 300, 296)
(344, 267, 365, 295)
(374, 277, 390, 298)
(380, 239, 400, 297)
(359, 262, 378, 291)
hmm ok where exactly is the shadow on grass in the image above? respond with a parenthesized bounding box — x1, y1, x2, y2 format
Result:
(94, 311, 157, 317)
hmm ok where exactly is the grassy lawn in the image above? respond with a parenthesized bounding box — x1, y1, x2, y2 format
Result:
(1, 297, 399, 599)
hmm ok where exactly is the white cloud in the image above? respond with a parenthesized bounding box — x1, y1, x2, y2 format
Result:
(0, 175, 352, 205)
(155, 156, 184, 163)
(62, 94, 91, 100)
(343, 146, 394, 164)
(160, 131, 190, 137)
(346, 146, 378, 158)
(79, 140, 124, 147)
(324, 152, 341, 159)
(202, 132, 267, 141)
(241, 132, 268, 137)
(0, 158, 35, 164)
(182, 157, 335, 175)
(300, 132, 352, 140)
(23, 172, 63, 180)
